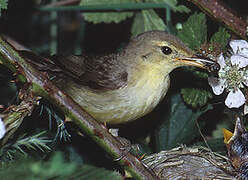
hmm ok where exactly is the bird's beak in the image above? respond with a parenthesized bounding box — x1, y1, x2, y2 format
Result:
(175, 55, 219, 71)
(223, 128, 234, 144)
(223, 117, 246, 144)
(223, 117, 248, 171)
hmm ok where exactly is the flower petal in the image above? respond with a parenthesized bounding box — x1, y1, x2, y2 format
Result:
(231, 54, 248, 68)
(0, 117, 6, 139)
(225, 89, 246, 108)
(208, 77, 225, 95)
(239, 48, 248, 58)
(230, 40, 248, 54)
(217, 53, 226, 70)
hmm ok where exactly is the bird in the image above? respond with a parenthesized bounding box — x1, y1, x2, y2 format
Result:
(223, 117, 248, 180)
(19, 31, 217, 125)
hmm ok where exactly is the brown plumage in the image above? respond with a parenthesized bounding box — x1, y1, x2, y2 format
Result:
(20, 52, 128, 90)
(53, 54, 128, 90)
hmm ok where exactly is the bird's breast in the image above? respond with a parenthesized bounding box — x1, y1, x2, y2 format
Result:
(63, 73, 170, 124)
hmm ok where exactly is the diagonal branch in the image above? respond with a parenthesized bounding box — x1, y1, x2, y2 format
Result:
(0, 37, 158, 180)
(189, 0, 248, 40)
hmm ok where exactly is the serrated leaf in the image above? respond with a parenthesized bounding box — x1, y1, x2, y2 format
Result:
(81, 0, 135, 24)
(210, 27, 230, 50)
(131, 9, 166, 37)
(181, 88, 212, 108)
(177, 12, 207, 50)
(155, 94, 212, 151)
(146, 0, 190, 13)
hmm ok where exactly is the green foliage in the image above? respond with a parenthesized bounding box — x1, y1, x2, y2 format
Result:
(155, 94, 212, 151)
(210, 26, 231, 50)
(0, 152, 122, 180)
(181, 88, 212, 108)
(177, 12, 207, 50)
(1, 131, 51, 160)
(11, 131, 51, 153)
(146, 0, 190, 13)
(81, 0, 189, 34)
(40, 104, 71, 141)
(131, 9, 166, 37)
(177, 13, 226, 108)
(190, 69, 209, 79)
(81, 0, 135, 24)
(0, 0, 8, 16)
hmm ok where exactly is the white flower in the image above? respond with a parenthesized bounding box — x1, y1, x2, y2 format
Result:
(208, 40, 248, 108)
(0, 117, 6, 139)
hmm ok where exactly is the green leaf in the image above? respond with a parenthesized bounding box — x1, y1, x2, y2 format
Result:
(146, 0, 190, 13)
(155, 94, 212, 151)
(0, 152, 123, 180)
(210, 27, 230, 50)
(2, 131, 52, 160)
(81, 0, 135, 24)
(181, 88, 212, 108)
(76, 165, 122, 180)
(177, 12, 207, 50)
(131, 9, 166, 37)
(0, 0, 8, 16)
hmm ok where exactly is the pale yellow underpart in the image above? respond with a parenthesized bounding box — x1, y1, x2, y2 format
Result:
(63, 62, 172, 124)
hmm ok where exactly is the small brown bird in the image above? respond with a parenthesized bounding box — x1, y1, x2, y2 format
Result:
(20, 31, 216, 124)
(223, 117, 248, 180)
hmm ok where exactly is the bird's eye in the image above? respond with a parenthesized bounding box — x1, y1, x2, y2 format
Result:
(161, 46, 172, 55)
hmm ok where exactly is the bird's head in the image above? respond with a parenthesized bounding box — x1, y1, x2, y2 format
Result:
(223, 117, 248, 178)
(122, 31, 217, 78)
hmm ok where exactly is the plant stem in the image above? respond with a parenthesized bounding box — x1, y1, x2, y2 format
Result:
(39, 3, 170, 12)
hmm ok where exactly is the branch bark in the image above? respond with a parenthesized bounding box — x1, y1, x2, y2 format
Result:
(0, 37, 158, 180)
(189, 0, 248, 39)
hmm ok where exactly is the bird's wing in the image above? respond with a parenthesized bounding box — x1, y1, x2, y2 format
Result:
(18, 51, 128, 91)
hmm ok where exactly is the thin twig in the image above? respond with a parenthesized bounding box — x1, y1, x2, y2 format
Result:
(196, 119, 212, 153)
(39, 3, 170, 12)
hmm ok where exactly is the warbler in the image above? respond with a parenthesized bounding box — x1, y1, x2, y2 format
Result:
(20, 31, 216, 124)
